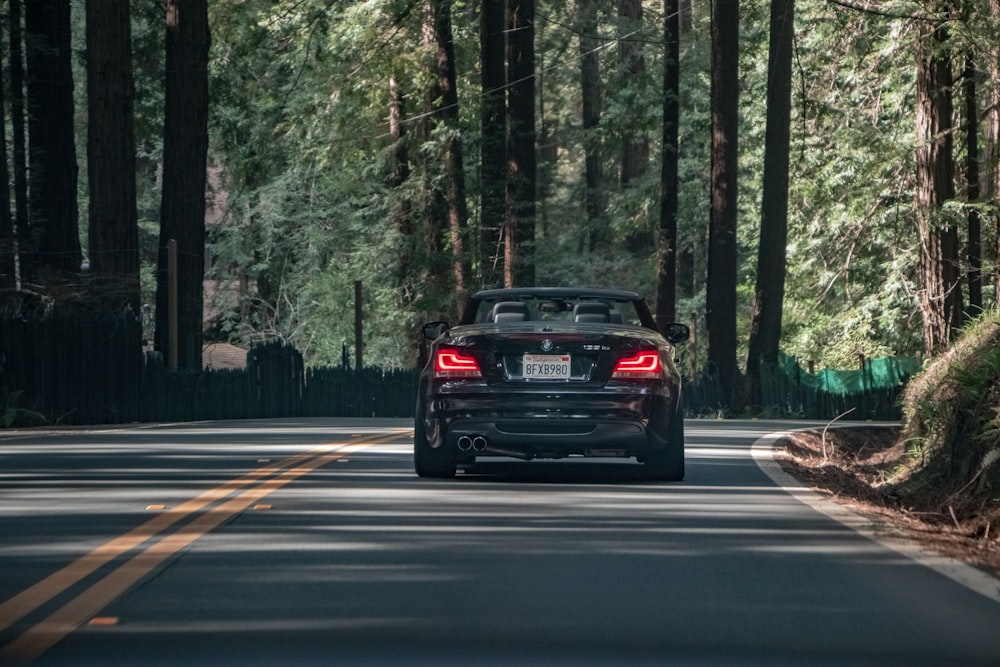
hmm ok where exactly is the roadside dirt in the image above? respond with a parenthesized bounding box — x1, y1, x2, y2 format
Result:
(777, 426, 1000, 580)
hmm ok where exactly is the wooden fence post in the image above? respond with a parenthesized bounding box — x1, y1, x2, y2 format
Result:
(168, 238, 178, 371)
(354, 280, 363, 370)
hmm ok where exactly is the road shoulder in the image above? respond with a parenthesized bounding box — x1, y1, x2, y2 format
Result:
(752, 429, 1000, 604)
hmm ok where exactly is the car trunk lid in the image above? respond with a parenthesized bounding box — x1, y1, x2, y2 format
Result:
(476, 327, 652, 385)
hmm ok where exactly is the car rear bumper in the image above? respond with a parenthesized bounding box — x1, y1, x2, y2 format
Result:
(419, 385, 679, 461)
(445, 417, 653, 460)
(418, 382, 683, 461)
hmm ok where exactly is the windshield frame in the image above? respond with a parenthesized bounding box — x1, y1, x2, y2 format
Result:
(459, 288, 658, 330)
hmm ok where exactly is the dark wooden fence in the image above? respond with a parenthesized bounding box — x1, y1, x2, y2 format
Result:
(1, 303, 144, 425)
(303, 366, 416, 418)
(2, 307, 910, 428)
(128, 342, 416, 424)
(1, 307, 418, 426)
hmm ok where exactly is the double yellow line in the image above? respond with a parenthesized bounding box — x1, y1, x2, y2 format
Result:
(0, 434, 397, 664)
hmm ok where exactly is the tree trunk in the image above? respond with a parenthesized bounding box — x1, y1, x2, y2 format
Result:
(480, 0, 506, 288)
(618, 0, 651, 253)
(746, 0, 795, 405)
(418, 2, 454, 319)
(578, 0, 608, 253)
(679, 0, 693, 32)
(706, 0, 740, 408)
(388, 73, 421, 364)
(914, 8, 963, 355)
(617, 0, 648, 190)
(25, 0, 80, 278)
(987, 0, 1000, 305)
(430, 0, 470, 309)
(0, 42, 13, 291)
(86, 0, 140, 309)
(388, 74, 410, 192)
(675, 0, 695, 301)
(389, 73, 414, 305)
(963, 53, 982, 316)
(155, 0, 210, 370)
(8, 0, 28, 286)
(506, 0, 536, 287)
(654, 0, 680, 329)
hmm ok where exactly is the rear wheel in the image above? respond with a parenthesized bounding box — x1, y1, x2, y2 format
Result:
(645, 413, 684, 481)
(414, 411, 457, 478)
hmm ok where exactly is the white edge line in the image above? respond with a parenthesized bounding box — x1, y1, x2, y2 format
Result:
(751, 430, 1000, 605)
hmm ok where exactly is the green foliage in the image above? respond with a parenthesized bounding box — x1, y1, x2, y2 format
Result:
(9, 0, 996, 424)
(5, 0, 995, 372)
(896, 311, 1000, 500)
(109, 0, 996, 368)
(773, 3, 931, 368)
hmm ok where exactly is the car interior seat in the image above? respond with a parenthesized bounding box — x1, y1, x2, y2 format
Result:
(491, 301, 530, 323)
(573, 302, 611, 323)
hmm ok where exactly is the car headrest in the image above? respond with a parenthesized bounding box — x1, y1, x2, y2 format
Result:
(491, 301, 529, 323)
(573, 302, 610, 323)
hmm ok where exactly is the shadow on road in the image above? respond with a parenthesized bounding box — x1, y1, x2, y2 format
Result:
(454, 459, 666, 484)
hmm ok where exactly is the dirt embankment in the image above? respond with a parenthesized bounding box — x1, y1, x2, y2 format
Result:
(778, 425, 1000, 579)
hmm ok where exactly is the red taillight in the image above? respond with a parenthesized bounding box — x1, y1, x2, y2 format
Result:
(434, 349, 482, 378)
(612, 350, 662, 379)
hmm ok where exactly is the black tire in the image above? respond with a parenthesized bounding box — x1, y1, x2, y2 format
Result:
(414, 412, 457, 478)
(645, 413, 684, 481)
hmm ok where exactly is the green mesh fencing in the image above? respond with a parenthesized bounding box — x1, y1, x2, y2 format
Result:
(777, 352, 922, 395)
(685, 351, 922, 419)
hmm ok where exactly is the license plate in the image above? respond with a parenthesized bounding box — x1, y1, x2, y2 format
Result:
(522, 354, 571, 379)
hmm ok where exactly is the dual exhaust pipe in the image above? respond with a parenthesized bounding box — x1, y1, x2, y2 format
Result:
(457, 434, 533, 460)
(457, 435, 488, 452)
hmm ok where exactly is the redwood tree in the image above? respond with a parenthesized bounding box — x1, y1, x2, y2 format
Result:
(963, 51, 982, 316)
(914, 5, 963, 355)
(418, 3, 451, 316)
(86, 0, 140, 309)
(389, 73, 414, 309)
(8, 0, 28, 284)
(155, 0, 210, 370)
(578, 0, 608, 252)
(618, 0, 648, 190)
(430, 0, 470, 307)
(706, 0, 740, 407)
(0, 41, 12, 290)
(480, 0, 506, 288)
(505, 0, 536, 287)
(654, 0, 680, 329)
(990, 0, 1000, 305)
(746, 0, 795, 403)
(24, 0, 80, 278)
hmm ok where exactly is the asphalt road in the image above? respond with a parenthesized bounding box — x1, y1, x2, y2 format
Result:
(1, 418, 998, 666)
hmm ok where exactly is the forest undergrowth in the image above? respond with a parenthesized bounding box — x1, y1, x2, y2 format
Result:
(779, 426, 1000, 579)
(776, 312, 1000, 580)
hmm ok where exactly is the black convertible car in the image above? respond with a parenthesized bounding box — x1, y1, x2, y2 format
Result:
(414, 287, 689, 480)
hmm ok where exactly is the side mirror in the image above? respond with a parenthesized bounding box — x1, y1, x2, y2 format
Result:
(662, 322, 690, 345)
(422, 321, 449, 340)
